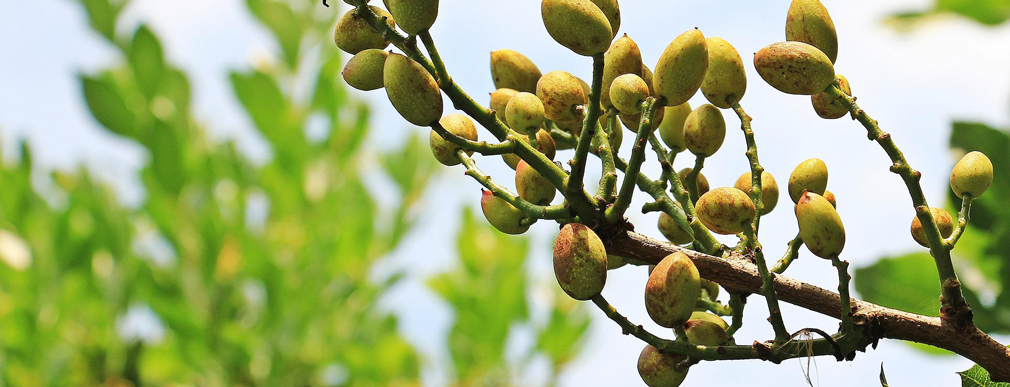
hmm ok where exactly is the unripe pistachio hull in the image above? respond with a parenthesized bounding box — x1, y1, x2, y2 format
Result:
(645, 252, 701, 327)
(589, 0, 620, 37)
(795, 191, 845, 259)
(684, 319, 729, 346)
(689, 311, 728, 330)
(490, 88, 519, 122)
(658, 212, 694, 245)
(695, 187, 755, 235)
(754, 41, 835, 95)
(677, 168, 709, 197)
(541, 0, 614, 56)
(734, 171, 780, 214)
(516, 160, 557, 205)
(786, 0, 839, 64)
(654, 29, 708, 106)
(683, 104, 726, 157)
(701, 37, 747, 108)
(384, 53, 443, 125)
(910, 207, 954, 247)
(334, 7, 394, 54)
(481, 190, 529, 235)
(811, 75, 850, 119)
(950, 151, 993, 199)
(658, 103, 692, 153)
(386, 0, 438, 35)
(491, 49, 542, 93)
(610, 73, 650, 114)
(601, 35, 644, 108)
(638, 345, 689, 387)
(537, 71, 588, 124)
(429, 114, 478, 166)
(788, 158, 828, 203)
(342, 49, 389, 91)
(505, 92, 546, 132)
(553, 223, 608, 300)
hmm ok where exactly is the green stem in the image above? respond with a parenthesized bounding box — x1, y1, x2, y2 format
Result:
(771, 233, 804, 274)
(431, 121, 516, 155)
(458, 151, 570, 220)
(731, 101, 765, 230)
(945, 195, 972, 249)
(824, 83, 969, 320)
(646, 135, 722, 255)
(566, 54, 606, 211)
(696, 297, 733, 316)
(607, 98, 658, 223)
(741, 226, 790, 343)
(686, 156, 706, 203)
(596, 111, 618, 202)
(727, 293, 746, 337)
(831, 255, 854, 334)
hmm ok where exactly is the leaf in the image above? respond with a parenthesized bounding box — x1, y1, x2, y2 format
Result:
(959, 364, 1010, 387)
(854, 252, 942, 317)
(75, 0, 121, 41)
(888, 0, 1010, 26)
(80, 73, 136, 137)
(880, 363, 890, 387)
(244, 0, 305, 68)
(129, 25, 166, 98)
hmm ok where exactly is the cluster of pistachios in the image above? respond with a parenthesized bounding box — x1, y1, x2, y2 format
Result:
(333, 0, 996, 384)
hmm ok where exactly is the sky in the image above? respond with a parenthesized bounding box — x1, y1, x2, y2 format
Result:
(2, 0, 1010, 386)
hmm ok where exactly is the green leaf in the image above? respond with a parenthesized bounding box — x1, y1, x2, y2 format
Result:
(854, 252, 942, 317)
(75, 0, 121, 41)
(244, 0, 304, 68)
(880, 363, 890, 387)
(80, 73, 136, 137)
(889, 0, 1010, 26)
(129, 25, 166, 98)
(229, 70, 296, 152)
(959, 364, 1010, 387)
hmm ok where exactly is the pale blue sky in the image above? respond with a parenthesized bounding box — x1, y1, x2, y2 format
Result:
(2, 0, 1010, 386)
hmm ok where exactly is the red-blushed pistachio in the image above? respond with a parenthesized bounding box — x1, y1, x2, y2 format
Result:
(734, 171, 780, 214)
(342, 49, 388, 91)
(788, 158, 828, 203)
(677, 168, 710, 196)
(505, 92, 546, 132)
(701, 37, 747, 108)
(683, 104, 726, 157)
(786, 0, 838, 64)
(684, 319, 729, 346)
(658, 212, 694, 245)
(553, 223, 608, 300)
(541, 0, 613, 56)
(950, 151, 993, 199)
(334, 6, 395, 54)
(823, 190, 837, 208)
(811, 74, 851, 119)
(480, 190, 529, 235)
(384, 53, 443, 125)
(429, 114, 477, 166)
(601, 35, 643, 108)
(386, 0, 438, 35)
(516, 160, 557, 205)
(658, 103, 691, 153)
(537, 70, 587, 124)
(645, 252, 701, 327)
(754, 41, 835, 95)
(796, 191, 845, 259)
(653, 29, 708, 106)
(696, 187, 755, 235)
(610, 74, 650, 114)
(491, 49, 542, 93)
(689, 311, 728, 330)
(911, 207, 955, 247)
(638, 345, 689, 387)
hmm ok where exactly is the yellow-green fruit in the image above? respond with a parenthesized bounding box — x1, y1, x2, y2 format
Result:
(788, 158, 828, 203)
(502, 129, 557, 169)
(677, 168, 710, 196)
(553, 223, 608, 300)
(786, 0, 838, 64)
(645, 252, 701, 327)
(491, 49, 542, 93)
(607, 254, 626, 270)
(386, 0, 438, 35)
(701, 37, 747, 108)
(824, 190, 837, 208)
(481, 190, 529, 235)
(516, 160, 557, 205)
(602, 35, 644, 108)
(696, 187, 756, 235)
(610, 74, 650, 114)
(342, 49, 388, 91)
(642, 64, 655, 95)
(700, 278, 720, 300)
(654, 29, 708, 107)
(795, 191, 845, 259)
(384, 53, 443, 126)
(910, 207, 955, 248)
(734, 171, 780, 214)
(689, 311, 728, 330)
(658, 212, 694, 245)
(537, 70, 587, 124)
(505, 92, 545, 131)
(638, 345, 689, 387)
(589, 0, 620, 37)
(541, 0, 614, 56)
(811, 75, 851, 119)
(576, 76, 592, 98)
(334, 7, 394, 54)
(684, 104, 726, 157)
(429, 114, 478, 166)
(683, 319, 729, 346)
(490, 88, 519, 121)
(950, 151, 994, 199)
(619, 106, 664, 133)
(754, 41, 835, 95)
(658, 103, 691, 153)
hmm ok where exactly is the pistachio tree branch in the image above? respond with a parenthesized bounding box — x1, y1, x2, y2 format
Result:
(731, 101, 766, 230)
(831, 255, 854, 334)
(595, 112, 618, 202)
(431, 122, 516, 155)
(606, 229, 1010, 381)
(566, 54, 606, 211)
(696, 297, 733, 316)
(771, 233, 804, 274)
(685, 156, 706, 203)
(457, 151, 570, 220)
(945, 195, 973, 248)
(740, 226, 790, 343)
(645, 135, 722, 255)
(607, 98, 658, 223)
(727, 294, 746, 337)
(823, 84, 969, 323)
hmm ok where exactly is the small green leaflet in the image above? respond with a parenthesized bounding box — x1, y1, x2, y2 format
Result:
(959, 365, 1010, 387)
(880, 363, 890, 387)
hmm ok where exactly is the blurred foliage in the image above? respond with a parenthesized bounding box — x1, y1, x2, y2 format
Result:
(0, 0, 587, 386)
(888, 0, 1010, 26)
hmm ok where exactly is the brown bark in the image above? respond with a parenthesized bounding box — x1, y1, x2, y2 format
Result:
(607, 230, 1010, 381)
